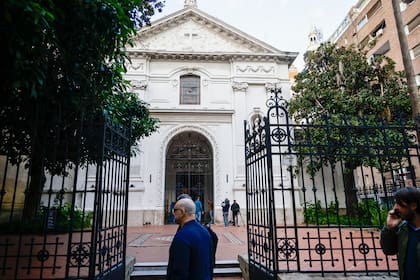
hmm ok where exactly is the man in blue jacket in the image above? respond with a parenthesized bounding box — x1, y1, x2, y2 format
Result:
(167, 198, 213, 280)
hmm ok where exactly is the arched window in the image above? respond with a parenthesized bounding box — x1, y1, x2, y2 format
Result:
(180, 75, 200, 104)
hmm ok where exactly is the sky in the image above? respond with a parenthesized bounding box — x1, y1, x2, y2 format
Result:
(151, 0, 358, 70)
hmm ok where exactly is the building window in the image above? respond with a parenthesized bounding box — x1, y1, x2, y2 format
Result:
(373, 41, 391, 55)
(357, 1, 382, 31)
(360, 35, 370, 49)
(367, 1, 382, 18)
(371, 20, 386, 38)
(401, 0, 415, 11)
(357, 15, 368, 31)
(180, 75, 200, 104)
(411, 43, 420, 59)
(406, 14, 419, 34)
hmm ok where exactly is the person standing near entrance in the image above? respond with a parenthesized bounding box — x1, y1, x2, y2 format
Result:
(380, 187, 420, 280)
(207, 199, 214, 224)
(195, 196, 203, 223)
(231, 200, 240, 226)
(221, 198, 230, 227)
(167, 198, 212, 280)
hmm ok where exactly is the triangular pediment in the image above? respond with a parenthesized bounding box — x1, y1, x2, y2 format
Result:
(131, 8, 282, 54)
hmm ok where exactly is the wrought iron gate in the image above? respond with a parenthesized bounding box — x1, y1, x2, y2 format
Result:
(0, 116, 131, 279)
(244, 88, 418, 278)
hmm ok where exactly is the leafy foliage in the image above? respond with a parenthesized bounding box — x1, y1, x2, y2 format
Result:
(303, 199, 388, 226)
(0, 203, 93, 234)
(0, 0, 164, 169)
(289, 43, 413, 173)
(289, 43, 413, 216)
(290, 43, 411, 122)
(0, 0, 164, 218)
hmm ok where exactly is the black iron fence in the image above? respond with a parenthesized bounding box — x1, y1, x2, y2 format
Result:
(244, 88, 419, 279)
(0, 116, 131, 279)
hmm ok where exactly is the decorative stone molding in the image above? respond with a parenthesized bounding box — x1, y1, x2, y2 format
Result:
(131, 80, 148, 90)
(265, 82, 282, 93)
(183, 67, 198, 74)
(232, 82, 248, 92)
(236, 65, 275, 74)
(128, 62, 145, 72)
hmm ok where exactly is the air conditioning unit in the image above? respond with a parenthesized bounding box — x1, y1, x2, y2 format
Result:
(376, 28, 384, 37)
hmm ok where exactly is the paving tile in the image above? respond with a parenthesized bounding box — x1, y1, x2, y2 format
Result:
(127, 224, 247, 263)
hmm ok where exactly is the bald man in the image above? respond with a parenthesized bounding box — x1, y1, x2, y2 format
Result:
(167, 198, 213, 280)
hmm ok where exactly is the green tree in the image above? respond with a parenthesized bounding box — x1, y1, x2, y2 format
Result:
(289, 43, 412, 215)
(0, 0, 164, 219)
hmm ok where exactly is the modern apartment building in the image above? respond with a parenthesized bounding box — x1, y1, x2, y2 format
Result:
(330, 0, 419, 85)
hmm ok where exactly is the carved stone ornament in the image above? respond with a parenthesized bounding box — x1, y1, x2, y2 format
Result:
(183, 67, 198, 74)
(232, 82, 248, 91)
(265, 82, 282, 93)
(236, 65, 275, 74)
(131, 80, 148, 90)
(128, 62, 145, 72)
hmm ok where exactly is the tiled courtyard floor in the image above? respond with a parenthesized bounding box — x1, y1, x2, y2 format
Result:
(127, 223, 399, 280)
(127, 223, 246, 279)
(127, 223, 247, 262)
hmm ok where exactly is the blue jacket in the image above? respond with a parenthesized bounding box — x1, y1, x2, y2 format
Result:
(167, 220, 212, 280)
(195, 200, 203, 213)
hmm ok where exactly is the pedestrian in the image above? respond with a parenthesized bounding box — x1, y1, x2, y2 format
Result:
(380, 187, 420, 280)
(207, 199, 214, 224)
(221, 198, 230, 227)
(231, 200, 240, 226)
(167, 198, 212, 280)
(195, 195, 203, 223)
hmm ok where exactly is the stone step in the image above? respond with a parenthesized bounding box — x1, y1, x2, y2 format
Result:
(130, 260, 241, 279)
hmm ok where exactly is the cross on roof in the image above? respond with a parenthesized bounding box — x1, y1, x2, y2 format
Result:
(184, 0, 197, 8)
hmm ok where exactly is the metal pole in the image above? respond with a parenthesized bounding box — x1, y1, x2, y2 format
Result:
(391, 0, 420, 122)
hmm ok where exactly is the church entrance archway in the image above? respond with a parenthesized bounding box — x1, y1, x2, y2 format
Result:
(164, 131, 213, 224)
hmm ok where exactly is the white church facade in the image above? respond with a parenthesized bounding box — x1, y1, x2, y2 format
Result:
(124, 1, 297, 226)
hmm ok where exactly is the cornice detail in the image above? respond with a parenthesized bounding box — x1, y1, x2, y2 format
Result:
(127, 50, 295, 64)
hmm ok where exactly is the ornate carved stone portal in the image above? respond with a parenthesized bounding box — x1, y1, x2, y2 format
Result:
(164, 131, 213, 224)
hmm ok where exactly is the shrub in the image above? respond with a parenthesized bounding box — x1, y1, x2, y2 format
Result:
(303, 199, 388, 226)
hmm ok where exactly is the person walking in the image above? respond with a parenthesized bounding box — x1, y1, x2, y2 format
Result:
(231, 200, 240, 226)
(380, 187, 420, 280)
(167, 198, 213, 280)
(195, 196, 203, 223)
(207, 199, 214, 224)
(221, 198, 230, 227)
